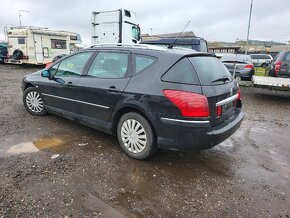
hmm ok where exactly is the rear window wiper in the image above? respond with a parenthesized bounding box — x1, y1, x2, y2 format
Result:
(212, 76, 229, 83)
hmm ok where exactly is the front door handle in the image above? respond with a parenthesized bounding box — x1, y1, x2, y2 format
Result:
(108, 86, 118, 92)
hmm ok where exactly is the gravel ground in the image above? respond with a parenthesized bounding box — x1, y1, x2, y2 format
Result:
(0, 64, 290, 217)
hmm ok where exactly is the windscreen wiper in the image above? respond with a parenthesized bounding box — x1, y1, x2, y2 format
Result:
(212, 77, 229, 83)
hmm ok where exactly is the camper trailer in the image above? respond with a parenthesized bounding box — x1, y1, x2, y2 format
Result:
(5, 27, 81, 65)
(91, 9, 141, 44)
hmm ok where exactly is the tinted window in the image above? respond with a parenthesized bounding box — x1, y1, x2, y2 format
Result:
(272, 52, 284, 62)
(87, 52, 128, 78)
(162, 58, 199, 85)
(55, 52, 93, 77)
(18, 37, 25, 44)
(189, 56, 232, 85)
(283, 53, 290, 62)
(251, 54, 271, 59)
(135, 55, 157, 74)
(51, 39, 67, 49)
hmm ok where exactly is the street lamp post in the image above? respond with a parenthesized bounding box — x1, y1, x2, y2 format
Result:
(19, 10, 30, 27)
(245, 0, 253, 55)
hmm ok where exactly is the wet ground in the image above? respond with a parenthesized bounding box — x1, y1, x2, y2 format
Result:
(0, 64, 290, 217)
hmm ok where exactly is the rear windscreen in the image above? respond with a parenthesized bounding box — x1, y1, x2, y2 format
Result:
(251, 54, 271, 59)
(189, 56, 233, 85)
(221, 54, 251, 63)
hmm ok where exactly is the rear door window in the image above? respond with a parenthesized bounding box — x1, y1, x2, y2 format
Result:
(189, 56, 233, 85)
(162, 58, 199, 85)
(87, 52, 129, 78)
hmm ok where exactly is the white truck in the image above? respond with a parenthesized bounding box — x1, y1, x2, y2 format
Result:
(91, 9, 141, 44)
(4, 27, 82, 65)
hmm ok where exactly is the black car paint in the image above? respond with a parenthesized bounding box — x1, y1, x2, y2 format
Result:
(22, 47, 244, 152)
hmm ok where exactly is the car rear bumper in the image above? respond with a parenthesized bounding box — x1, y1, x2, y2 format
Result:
(151, 109, 244, 151)
(228, 69, 253, 78)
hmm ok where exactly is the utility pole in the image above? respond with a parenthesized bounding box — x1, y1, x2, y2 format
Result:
(245, 0, 253, 55)
(19, 10, 30, 27)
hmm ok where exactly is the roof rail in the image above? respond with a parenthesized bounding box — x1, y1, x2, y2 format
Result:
(90, 43, 166, 51)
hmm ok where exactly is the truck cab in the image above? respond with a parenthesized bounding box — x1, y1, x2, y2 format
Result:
(91, 9, 141, 44)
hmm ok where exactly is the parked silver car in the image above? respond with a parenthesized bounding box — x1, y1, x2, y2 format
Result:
(250, 54, 273, 68)
(221, 54, 255, 80)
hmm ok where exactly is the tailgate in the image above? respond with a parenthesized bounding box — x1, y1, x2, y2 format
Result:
(188, 56, 239, 126)
(202, 83, 238, 126)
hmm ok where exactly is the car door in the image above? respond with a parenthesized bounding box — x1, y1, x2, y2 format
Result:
(39, 51, 94, 114)
(75, 50, 131, 125)
(279, 52, 290, 77)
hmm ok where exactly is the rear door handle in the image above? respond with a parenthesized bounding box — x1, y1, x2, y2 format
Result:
(66, 82, 74, 87)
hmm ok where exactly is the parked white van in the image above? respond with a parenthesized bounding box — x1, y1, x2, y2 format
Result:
(5, 27, 81, 65)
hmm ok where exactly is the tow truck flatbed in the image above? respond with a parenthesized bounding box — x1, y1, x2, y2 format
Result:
(252, 76, 290, 91)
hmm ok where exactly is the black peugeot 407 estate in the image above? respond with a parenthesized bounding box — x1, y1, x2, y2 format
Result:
(22, 44, 244, 159)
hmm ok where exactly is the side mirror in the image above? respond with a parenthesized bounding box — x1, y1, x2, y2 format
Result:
(41, 70, 50, 78)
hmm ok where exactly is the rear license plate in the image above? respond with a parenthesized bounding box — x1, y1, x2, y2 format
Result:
(222, 101, 234, 114)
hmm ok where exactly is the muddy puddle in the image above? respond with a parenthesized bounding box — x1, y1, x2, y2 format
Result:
(0, 131, 116, 157)
(0, 135, 81, 156)
(0, 136, 65, 156)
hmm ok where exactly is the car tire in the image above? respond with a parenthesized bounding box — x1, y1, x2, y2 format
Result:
(117, 112, 157, 160)
(261, 63, 267, 68)
(12, 49, 24, 60)
(23, 87, 47, 116)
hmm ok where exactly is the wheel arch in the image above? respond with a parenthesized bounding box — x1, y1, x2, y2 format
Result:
(24, 82, 34, 90)
(111, 105, 157, 138)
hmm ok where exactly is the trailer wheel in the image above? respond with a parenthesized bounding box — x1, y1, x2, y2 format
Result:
(12, 49, 24, 60)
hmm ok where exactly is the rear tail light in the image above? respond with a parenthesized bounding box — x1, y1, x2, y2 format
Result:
(216, 106, 222, 117)
(236, 87, 242, 108)
(244, 64, 253, 69)
(163, 90, 209, 117)
(238, 87, 241, 100)
(274, 61, 282, 76)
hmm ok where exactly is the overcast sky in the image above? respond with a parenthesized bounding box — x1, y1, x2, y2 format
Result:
(0, 0, 289, 44)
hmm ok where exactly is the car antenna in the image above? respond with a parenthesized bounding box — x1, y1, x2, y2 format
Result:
(168, 20, 190, 49)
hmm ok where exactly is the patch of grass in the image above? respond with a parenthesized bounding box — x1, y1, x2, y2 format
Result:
(255, 67, 267, 76)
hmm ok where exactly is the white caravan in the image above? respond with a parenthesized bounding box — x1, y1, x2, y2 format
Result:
(91, 9, 141, 44)
(5, 27, 81, 65)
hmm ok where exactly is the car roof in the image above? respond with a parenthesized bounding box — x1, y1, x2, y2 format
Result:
(250, 53, 271, 56)
(83, 44, 212, 59)
(141, 37, 205, 45)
